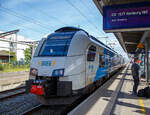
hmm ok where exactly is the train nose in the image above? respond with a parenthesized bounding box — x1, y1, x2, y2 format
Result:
(33, 58, 66, 77)
(30, 85, 44, 95)
(26, 79, 72, 97)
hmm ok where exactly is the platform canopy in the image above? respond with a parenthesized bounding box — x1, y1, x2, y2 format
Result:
(93, 0, 150, 54)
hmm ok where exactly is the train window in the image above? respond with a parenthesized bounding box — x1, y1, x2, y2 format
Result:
(111, 56, 116, 67)
(39, 38, 71, 56)
(38, 32, 76, 56)
(99, 55, 105, 68)
(87, 45, 96, 61)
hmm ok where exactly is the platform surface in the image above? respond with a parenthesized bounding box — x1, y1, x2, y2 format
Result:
(68, 64, 150, 115)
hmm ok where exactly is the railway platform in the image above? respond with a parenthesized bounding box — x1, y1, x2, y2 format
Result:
(68, 64, 150, 115)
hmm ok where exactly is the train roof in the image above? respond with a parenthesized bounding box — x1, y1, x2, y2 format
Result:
(90, 36, 119, 55)
(55, 26, 120, 56)
(55, 26, 89, 36)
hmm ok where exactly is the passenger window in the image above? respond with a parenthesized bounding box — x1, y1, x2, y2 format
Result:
(99, 55, 105, 68)
(87, 45, 96, 61)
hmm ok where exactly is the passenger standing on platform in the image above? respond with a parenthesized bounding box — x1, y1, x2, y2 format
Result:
(131, 58, 140, 95)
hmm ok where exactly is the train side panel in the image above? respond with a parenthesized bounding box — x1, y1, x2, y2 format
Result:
(61, 55, 86, 90)
(62, 31, 91, 90)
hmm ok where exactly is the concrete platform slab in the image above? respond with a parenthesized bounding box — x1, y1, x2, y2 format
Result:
(68, 64, 150, 115)
(113, 66, 150, 115)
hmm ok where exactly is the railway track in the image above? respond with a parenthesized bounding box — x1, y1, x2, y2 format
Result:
(0, 86, 26, 100)
(21, 68, 124, 115)
(20, 95, 83, 115)
(21, 104, 77, 115)
(20, 104, 42, 115)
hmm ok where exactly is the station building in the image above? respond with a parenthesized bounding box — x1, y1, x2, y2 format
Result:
(0, 30, 33, 63)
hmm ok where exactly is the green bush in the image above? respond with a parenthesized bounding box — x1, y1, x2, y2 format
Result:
(0, 62, 4, 71)
(3, 63, 9, 69)
(0, 60, 30, 72)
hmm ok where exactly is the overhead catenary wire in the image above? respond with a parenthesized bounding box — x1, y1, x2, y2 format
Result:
(79, 0, 120, 46)
(9, 22, 44, 35)
(24, 3, 69, 26)
(0, 6, 53, 32)
(65, 0, 125, 56)
(0, 20, 45, 40)
(0, 2, 111, 43)
(80, 0, 105, 36)
(65, 0, 106, 37)
(0, 9, 46, 33)
(3, 17, 46, 35)
(1, 2, 105, 36)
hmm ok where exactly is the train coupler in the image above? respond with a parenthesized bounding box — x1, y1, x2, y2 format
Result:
(25, 79, 46, 96)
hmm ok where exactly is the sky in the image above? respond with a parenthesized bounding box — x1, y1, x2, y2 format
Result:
(0, 0, 128, 57)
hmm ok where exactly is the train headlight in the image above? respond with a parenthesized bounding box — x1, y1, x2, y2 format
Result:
(30, 68, 38, 78)
(52, 69, 64, 77)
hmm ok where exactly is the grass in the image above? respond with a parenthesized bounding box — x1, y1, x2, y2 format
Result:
(0, 63, 30, 73)
(0, 67, 29, 73)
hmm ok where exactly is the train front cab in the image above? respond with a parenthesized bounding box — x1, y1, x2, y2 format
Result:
(25, 31, 78, 97)
(25, 30, 92, 98)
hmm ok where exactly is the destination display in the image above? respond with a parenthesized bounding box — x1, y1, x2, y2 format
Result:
(103, 2, 150, 32)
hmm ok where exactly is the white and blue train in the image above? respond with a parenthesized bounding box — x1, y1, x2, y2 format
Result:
(26, 27, 125, 104)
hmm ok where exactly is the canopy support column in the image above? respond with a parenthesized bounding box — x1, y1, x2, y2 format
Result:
(145, 38, 150, 84)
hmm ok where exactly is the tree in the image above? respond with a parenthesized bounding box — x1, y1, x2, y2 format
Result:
(24, 47, 32, 64)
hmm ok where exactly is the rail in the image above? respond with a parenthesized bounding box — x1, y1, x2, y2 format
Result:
(0, 86, 26, 100)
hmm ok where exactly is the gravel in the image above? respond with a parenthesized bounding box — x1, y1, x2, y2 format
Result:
(0, 93, 40, 115)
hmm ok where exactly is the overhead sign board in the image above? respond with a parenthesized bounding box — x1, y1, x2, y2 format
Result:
(103, 2, 150, 32)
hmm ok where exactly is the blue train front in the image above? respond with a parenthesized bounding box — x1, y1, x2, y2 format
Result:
(26, 27, 125, 105)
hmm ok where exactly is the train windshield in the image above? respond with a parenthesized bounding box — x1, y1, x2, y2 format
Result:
(39, 32, 75, 56)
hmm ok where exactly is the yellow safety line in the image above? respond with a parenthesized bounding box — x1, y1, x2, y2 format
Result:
(139, 97, 146, 115)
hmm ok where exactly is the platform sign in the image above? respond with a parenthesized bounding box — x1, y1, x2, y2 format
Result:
(103, 2, 150, 32)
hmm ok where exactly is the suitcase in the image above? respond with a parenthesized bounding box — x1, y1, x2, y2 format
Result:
(144, 86, 150, 98)
(137, 89, 145, 97)
(138, 86, 150, 98)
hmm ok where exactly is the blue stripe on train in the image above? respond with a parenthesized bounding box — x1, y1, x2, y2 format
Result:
(94, 48, 114, 82)
(94, 67, 107, 82)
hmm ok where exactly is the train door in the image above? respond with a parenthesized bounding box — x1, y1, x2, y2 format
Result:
(93, 46, 105, 82)
(85, 45, 98, 86)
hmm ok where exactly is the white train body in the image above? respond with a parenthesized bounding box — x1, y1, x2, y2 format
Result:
(27, 27, 125, 97)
